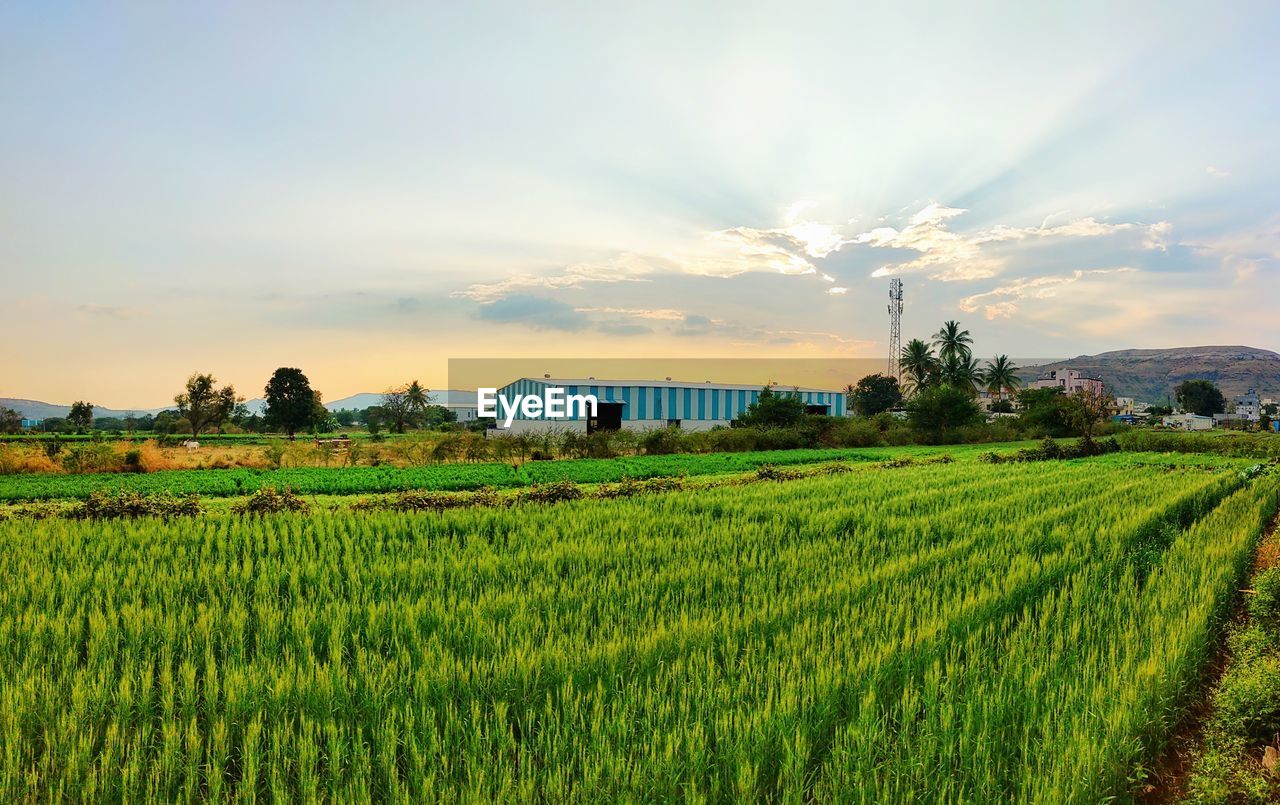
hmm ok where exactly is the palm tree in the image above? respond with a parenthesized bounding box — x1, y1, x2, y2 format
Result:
(983, 355, 1020, 401)
(939, 354, 983, 397)
(405, 380, 430, 414)
(900, 339, 939, 395)
(933, 320, 974, 363)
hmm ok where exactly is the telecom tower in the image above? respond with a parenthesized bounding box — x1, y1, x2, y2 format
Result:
(887, 279, 903, 381)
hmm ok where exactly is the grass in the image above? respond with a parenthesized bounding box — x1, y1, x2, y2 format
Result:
(0, 455, 1275, 800)
(0, 442, 1037, 502)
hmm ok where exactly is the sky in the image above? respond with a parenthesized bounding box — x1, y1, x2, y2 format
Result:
(2, 1, 1278, 407)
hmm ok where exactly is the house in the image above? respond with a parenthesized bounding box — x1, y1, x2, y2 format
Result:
(20, 418, 42, 429)
(1163, 413, 1214, 431)
(1233, 388, 1262, 422)
(430, 390, 479, 423)
(1031, 369, 1105, 395)
(1214, 413, 1252, 429)
(486, 377, 847, 433)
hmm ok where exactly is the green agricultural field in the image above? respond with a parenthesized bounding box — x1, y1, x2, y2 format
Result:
(0, 443, 1011, 503)
(1, 453, 1276, 801)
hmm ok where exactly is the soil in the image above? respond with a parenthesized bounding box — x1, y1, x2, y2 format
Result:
(1137, 505, 1280, 802)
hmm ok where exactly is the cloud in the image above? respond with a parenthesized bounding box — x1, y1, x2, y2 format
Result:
(594, 321, 652, 336)
(1206, 165, 1230, 178)
(1183, 215, 1279, 283)
(826, 286, 849, 295)
(454, 253, 656, 303)
(957, 268, 1138, 320)
(862, 205, 1169, 281)
(474, 294, 590, 331)
(77, 304, 144, 320)
(574, 306, 687, 321)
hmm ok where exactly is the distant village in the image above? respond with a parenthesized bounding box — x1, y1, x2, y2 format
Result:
(995, 369, 1278, 433)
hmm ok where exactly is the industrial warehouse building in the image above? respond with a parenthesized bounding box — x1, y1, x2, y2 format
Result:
(487, 377, 848, 433)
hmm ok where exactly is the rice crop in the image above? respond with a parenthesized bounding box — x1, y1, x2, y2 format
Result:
(0, 456, 1274, 801)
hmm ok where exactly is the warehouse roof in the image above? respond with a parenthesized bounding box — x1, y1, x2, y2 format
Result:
(509, 377, 843, 394)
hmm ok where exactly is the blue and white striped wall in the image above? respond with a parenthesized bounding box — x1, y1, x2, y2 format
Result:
(489, 378, 847, 432)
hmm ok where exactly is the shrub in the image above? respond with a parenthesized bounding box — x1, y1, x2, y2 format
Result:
(234, 486, 309, 515)
(1212, 654, 1280, 743)
(520, 480, 583, 504)
(74, 491, 201, 520)
(756, 464, 801, 481)
(641, 427, 685, 455)
(1249, 568, 1280, 634)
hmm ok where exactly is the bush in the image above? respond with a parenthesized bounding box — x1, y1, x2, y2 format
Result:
(906, 385, 983, 443)
(520, 480, 584, 504)
(1116, 430, 1280, 460)
(641, 427, 685, 455)
(234, 486, 309, 515)
(74, 490, 201, 520)
(756, 464, 800, 481)
(1249, 568, 1280, 634)
(1213, 654, 1280, 743)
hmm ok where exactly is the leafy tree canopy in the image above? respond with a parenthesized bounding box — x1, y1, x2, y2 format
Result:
(1174, 380, 1225, 417)
(175, 374, 241, 439)
(67, 401, 94, 432)
(737, 387, 808, 428)
(849, 374, 903, 416)
(264, 367, 320, 438)
(905, 384, 982, 440)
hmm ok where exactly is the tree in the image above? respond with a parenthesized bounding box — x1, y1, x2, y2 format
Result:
(906, 384, 982, 441)
(933, 320, 973, 363)
(333, 409, 358, 427)
(983, 355, 1020, 401)
(381, 386, 414, 433)
(900, 338, 939, 395)
(421, 404, 458, 429)
(405, 380, 431, 420)
(174, 373, 241, 439)
(1017, 387, 1071, 437)
(737, 386, 807, 428)
(938, 354, 983, 398)
(68, 401, 94, 432)
(848, 374, 903, 416)
(1174, 380, 1226, 417)
(263, 367, 319, 439)
(310, 397, 338, 434)
(0, 408, 21, 434)
(1063, 386, 1115, 446)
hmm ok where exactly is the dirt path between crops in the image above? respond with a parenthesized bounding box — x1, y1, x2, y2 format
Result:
(1137, 506, 1280, 803)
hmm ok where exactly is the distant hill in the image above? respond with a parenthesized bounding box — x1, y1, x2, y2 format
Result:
(0, 398, 170, 420)
(1023, 346, 1280, 402)
(2, 389, 478, 421)
(325, 391, 477, 411)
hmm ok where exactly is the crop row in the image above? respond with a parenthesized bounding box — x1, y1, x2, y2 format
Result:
(0, 458, 1273, 800)
(0, 445, 975, 502)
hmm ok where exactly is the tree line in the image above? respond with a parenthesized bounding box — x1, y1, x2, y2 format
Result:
(1, 370, 457, 438)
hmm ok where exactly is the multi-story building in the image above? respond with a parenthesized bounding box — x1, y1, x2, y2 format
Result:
(1031, 369, 1105, 395)
(1233, 388, 1262, 422)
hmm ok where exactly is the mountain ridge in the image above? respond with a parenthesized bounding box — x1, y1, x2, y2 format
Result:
(1023, 345, 1280, 402)
(1, 390, 478, 421)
